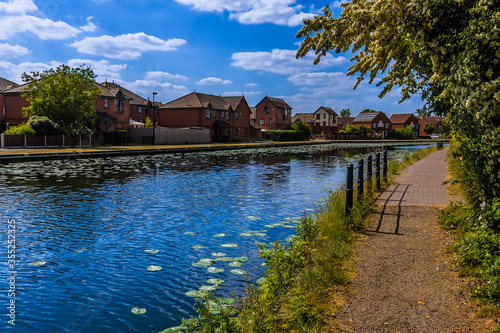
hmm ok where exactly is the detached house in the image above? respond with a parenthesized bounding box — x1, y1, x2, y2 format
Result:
(291, 113, 314, 126)
(158, 92, 251, 142)
(352, 111, 391, 138)
(390, 113, 420, 138)
(254, 96, 292, 130)
(312, 106, 338, 135)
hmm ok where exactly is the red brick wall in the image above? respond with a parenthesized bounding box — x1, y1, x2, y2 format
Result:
(2, 94, 29, 126)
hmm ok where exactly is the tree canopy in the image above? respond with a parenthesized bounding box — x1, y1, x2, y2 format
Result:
(21, 64, 100, 136)
(297, 0, 500, 203)
(339, 108, 351, 117)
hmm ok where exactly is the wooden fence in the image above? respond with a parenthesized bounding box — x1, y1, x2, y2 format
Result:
(128, 127, 210, 145)
(1, 134, 91, 148)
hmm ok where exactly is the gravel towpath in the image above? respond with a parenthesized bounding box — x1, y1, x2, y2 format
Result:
(334, 148, 488, 332)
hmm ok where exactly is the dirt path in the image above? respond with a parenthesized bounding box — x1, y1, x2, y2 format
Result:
(333, 149, 488, 332)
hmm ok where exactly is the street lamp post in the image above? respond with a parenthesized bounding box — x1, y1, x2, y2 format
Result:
(152, 92, 157, 145)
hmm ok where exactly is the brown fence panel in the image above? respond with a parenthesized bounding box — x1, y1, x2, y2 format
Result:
(4, 135, 25, 147)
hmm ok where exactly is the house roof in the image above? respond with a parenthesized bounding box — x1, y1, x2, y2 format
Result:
(0, 77, 17, 92)
(390, 113, 416, 124)
(353, 112, 381, 123)
(258, 96, 292, 109)
(420, 116, 440, 126)
(160, 92, 244, 111)
(315, 106, 338, 116)
(1, 81, 30, 94)
(101, 81, 149, 105)
(96, 110, 118, 121)
(337, 117, 355, 126)
(292, 113, 314, 123)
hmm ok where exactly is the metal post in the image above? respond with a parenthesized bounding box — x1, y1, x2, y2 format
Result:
(383, 148, 388, 182)
(367, 155, 372, 194)
(1, 134, 5, 148)
(346, 163, 354, 216)
(357, 158, 364, 204)
(376, 152, 381, 190)
(62, 134, 65, 147)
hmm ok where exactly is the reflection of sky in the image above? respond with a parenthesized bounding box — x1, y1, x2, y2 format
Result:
(0, 142, 435, 332)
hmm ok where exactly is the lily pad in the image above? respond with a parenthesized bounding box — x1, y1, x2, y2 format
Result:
(185, 290, 208, 298)
(228, 261, 242, 267)
(131, 307, 146, 315)
(230, 269, 246, 275)
(199, 258, 216, 264)
(254, 242, 266, 247)
(199, 285, 218, 291)
(147, 265, 162, 271)
(221, 243, 238, 248)
(207, 278, 224, 285)
(246, 216, 261, 220)
(74, 249, 86, 253)
(233, 256, 248, 262)
(207, 267, 224, 274)
(192, 261, 212, 267)
(211, 252, 226, 257)
(254, 233, 267, 237)
(239, 232, 253, 237)
(215, 257, 234, 262)
(145, 249, 159, 254)
(28, 261, 46, 267)
(213, 233, 226, 237)
(257, 277, 266, 285)
(184, 232, 197, 236)
(159, 325, 187, 333)
(190, 245, 206, 249)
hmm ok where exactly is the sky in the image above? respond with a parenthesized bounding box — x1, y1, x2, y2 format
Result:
(0, 0, 423, 116)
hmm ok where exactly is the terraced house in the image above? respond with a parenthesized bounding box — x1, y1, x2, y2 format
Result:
(352, 111, 391, 138)
(158, 92, 251, 142)
(254, 96, 292, 130)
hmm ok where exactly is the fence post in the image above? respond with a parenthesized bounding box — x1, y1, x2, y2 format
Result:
(346, 163, 354, 216)
(376, 152, 381, 191)
(24, 135, 27, 148)
(357, 158, 364, 204)
(383, 148, 388, 182)
(1, 134, 4, 148)
(367, 155, 372, 195)
(79, 134, 82, 147)
(62, 134, 65, 147)
(44, 135, 47, 147)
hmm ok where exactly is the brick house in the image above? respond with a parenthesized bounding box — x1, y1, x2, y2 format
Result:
(312, 106, 338, 135)
(352, 111, 391, 138)
(292, 113, 314, 126)
(418, 116, 441, 137)
(336, 117, 355, 132)
(158, 92, 251, 142)
(254, 96, 292, 130)
(389, 113, 420, 137)
(0, 82, 30, 132)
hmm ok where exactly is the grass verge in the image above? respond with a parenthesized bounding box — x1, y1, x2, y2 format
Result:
(176, 146, 438, 333)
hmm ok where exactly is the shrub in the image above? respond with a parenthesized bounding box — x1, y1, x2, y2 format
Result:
(27, 116, 60, 135)
(3, 123, 35, 136)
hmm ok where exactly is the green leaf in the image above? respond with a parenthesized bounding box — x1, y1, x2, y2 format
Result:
(221, 243, 238, 248)
(28, 261, 46, 267)
(131, 307, 146, 315)
(207, 267, 224, 274)
(144, 249, 159, 254)
(230, 269, 246, 275)
(147, 265, 162, 271)
(229, 261, 242, 267)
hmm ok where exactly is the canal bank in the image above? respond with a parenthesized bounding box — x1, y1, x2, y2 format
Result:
(0, 139, 444, 163)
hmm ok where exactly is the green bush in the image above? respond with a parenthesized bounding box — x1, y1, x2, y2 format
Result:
(266, 130, 306, 141)
(3, 123, 36, 136)
(27, 116, 60, 135)
(388, 126, 415, 140)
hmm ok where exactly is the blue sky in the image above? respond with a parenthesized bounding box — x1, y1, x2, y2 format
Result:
(0, 0, 422, 116)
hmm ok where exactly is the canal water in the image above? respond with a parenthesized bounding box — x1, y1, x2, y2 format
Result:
(0, 142, 434, 332)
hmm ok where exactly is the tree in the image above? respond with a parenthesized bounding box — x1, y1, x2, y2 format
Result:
(291, 119, 311, 138)
(296, 1, 500, 203)
(339, 108, 351, 117)
(423, 123, 435, 136)
(145, 117, 153, 128)
(21, 64, 100, 136)
(27, 116, 60, 135)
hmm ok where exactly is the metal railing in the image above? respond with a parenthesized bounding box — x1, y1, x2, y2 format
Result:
(346, 149, 388, 216)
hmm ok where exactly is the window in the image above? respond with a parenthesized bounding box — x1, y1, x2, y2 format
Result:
(227, 112, 230, 121)
(373, 123, 376, 129)
(213, 110, 216, 118)
(385, 123, 388, 128)
(287, 109, 291, 114)
(269, 119, 272, 125)
(206, 109, 211, 119)
(115, 99, 123, 112)
(323, 114, 326, 119)
(264, 107, 269, 114)
(323, 121, 327, 126)
(316, 114, 321, 120)
(137, 106, 142, 114)
(259, 119, 265, 125)
(221, 111, 225, 119)
(104, 99, 108, 108)
(235, 112, 239, 120)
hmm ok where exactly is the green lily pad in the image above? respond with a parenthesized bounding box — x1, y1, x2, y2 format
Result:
(228, 261, 242, 267)
(230, 269, 246, 275)
(159, 325, 187, 333)
(239, 232, 253, 237)
(254, 242, 266, 247)
(200, 258, 216, 264)
(74, 249, 86, 253)
(28, 261, 46, 267)
(131, 307, 146, 315)
(221, 243, 237, 248)
(199, 285, 218, 291)
(145, 249, 159, 254)
(257, 277, 266, 285)
(254, 233, 267, 237)
(185, 290, 208, 298)
(147, 265, 162, 271)
(211, 252, 226, 257)
(191, 245, 206, 249)
(207, 267, 224, 274)
(213, 233, 226, 237)
(207, 278, 224, 285)
(246, 216, 261, 220)
(192, 261, 212, 267)
(184, 232, 197, 235)
(215, 257, 234, 262)
(233, 256, 248, 262)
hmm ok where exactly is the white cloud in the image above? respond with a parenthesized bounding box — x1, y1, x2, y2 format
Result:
(173, 0, 316, 26)
(196, 77, 232, 85)
(288, 72, 347, 86)
(0, 15, 82, 40)
(121, 79, 190, 103)
(245, 83, 259, 87)
(67, 59, 127, 80)
(0, 43, 29, 58)
(223, 90, 261, 96)
(0, 0, 38, 14)
(145, 71, 188, 81)
(69, 33, 186, 60)
(0, 60, 60, 82)
(80, 16, 97, 32)
(231, 49, 347, 75)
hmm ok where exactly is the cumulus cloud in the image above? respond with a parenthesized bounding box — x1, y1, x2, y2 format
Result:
(122, 79, 190, 103)
(67, 59, 127, 80)
(145, 71, 188, 81)
(0, 43, 29, 58)
(173, 0, 316, 26)
(0, 0, 38, 14)
(231, 49, 347, 75)
(80, 16, 98, 32)
(223, 90, 261, 96)
(196, 77, 232, 85)
(69, 33, 186, 60)
(0, 60, 60, 82)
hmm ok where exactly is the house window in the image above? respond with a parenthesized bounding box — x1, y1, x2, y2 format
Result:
(104, 99, 108, 108)
(316, 114, 320, 120)
(137, 106, 142, 114)
(227, 112, 230, 121)
(385, 123, 388, 128)
(373, 123, 376, 129)
(264, 107, 269, 114)
(323, 114, 326, 119)
(115, 99, 123, 112)
(287, 109, 291, 114)
(213, 110, 216, 118)
(259, 119, 265, 125)
(269, 119, 272, 125)
(236, 112, 239, 120)
(221, 111, 225, 119)
(206, 109, 211, 119)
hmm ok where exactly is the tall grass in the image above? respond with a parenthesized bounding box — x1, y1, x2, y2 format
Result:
(183, 146, 439, 332)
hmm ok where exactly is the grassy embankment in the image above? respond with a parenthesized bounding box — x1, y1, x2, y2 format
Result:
(173, 146, 438, 333)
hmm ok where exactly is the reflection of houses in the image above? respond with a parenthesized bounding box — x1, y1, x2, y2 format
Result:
(312, 106, 338, 135)
(254, 96, 292, 130)
(389, 113, 420, 137)
(418, 116, 441, 137)
(158, 92, 251, 142)
(352, 111, 391, 138)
